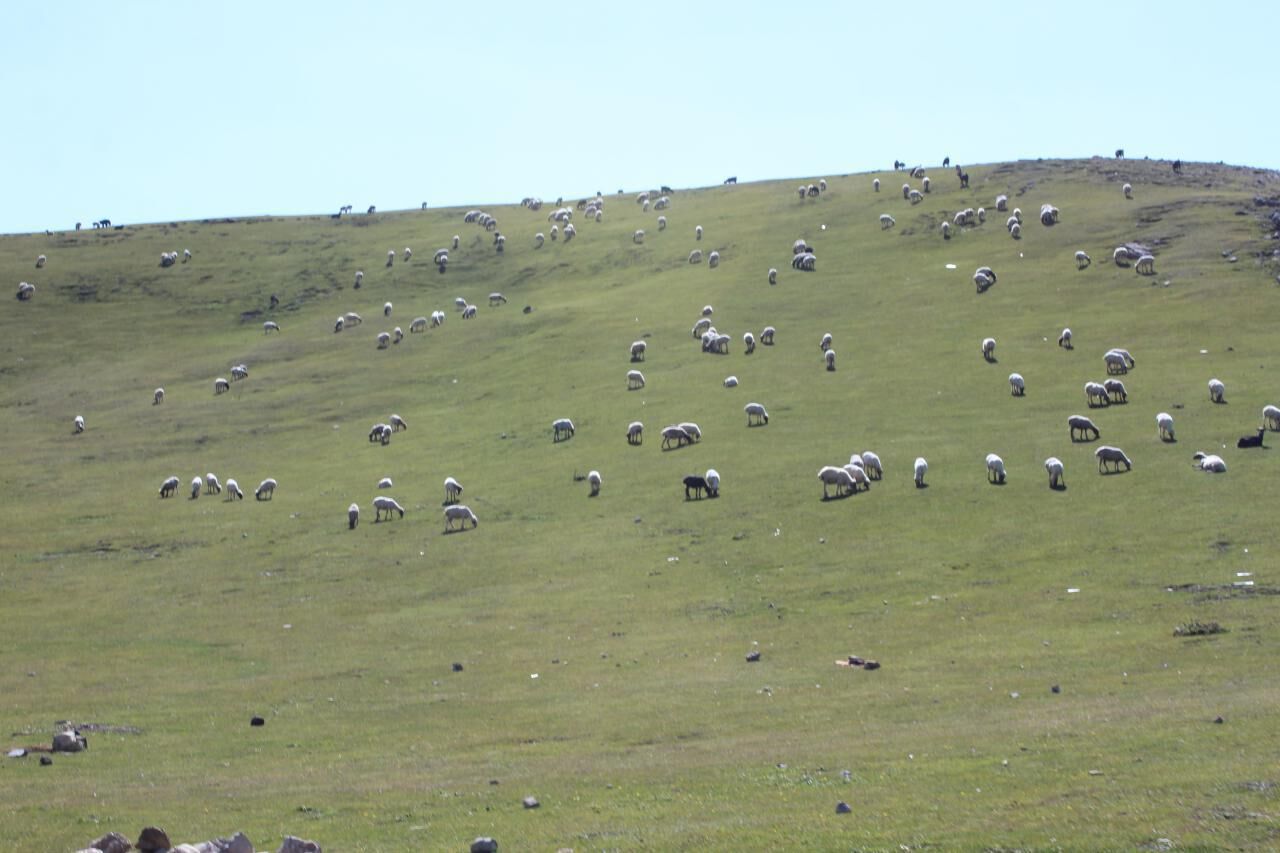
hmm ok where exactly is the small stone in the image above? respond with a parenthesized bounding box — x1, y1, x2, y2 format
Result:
(835, 801, 853, 814)
(1088, 769, 1103, 776)
(489, 779, 499, 785)
(250, 716, 265, 727)
(1051, 685, 1061, 694)
(39, 755, 52, 766)
(745, 650, 761, 662)
(137, 826, 172, 853)
(522, 795, 540, 809)
(1214, 716, 1224, 724)
(471, 837, 499, 853)
(452, 662, 464, 672)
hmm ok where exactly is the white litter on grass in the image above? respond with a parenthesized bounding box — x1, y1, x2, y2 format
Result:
(1200, 349, 1208, 354)
(1234, 581, 1255, 587)
(531, 673, 539, 679)
(1237, 572, 1252, 577)
(283, 624, 292, 629)
(945, 263, 957, 270)
(1067, 588, 1080, 594)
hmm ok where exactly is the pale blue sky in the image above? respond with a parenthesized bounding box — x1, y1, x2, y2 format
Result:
(4, 1, 1275, 235)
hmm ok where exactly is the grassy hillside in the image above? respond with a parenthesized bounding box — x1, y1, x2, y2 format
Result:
(2, 158, 1279, 851)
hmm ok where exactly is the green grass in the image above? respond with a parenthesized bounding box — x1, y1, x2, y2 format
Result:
(2, 158, 1279, 851)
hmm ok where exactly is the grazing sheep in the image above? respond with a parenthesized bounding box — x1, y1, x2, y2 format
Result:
(1123, 182, 1133, 199)
(263, 321, 280, 334)
(909, 190, 924, 205)
(873, 178, 880, 192)
(455, 295, 467, 310)
(1107, 348, 1135, 369)
(535, 232, 545, 248)
(1039, 204, 1059, 226)
(1135, 254, 1155, 275)
(695, 225, 703, 241)
(683, 475, 710, 500)
(986, 453, 1007, 484)
(1009, 373, 1025, 396)
(35, 254, 47, 268)
(1104, 352, 1129, 374)
(1156, 412, 1176, 441)
(921, 176, 930, 193)
(1070, 412, 1100, 438)
(255, 478, 277, 500)
(488, 292, 507, 306)
(723, 375, 739, 387)
(768, 267, 778, 284)
(761, 326, 775, 345)
(389, 414, 408, 431)
(16, 282, 34, 300)
(1085, 381, 1110, 407)
(657, 216, 667, 231)
(1208, 378, 1226, 403)
(743, 332, 756, 355)
(818, 465, 855, 499)
(704, 468, 721, 497)
(444, 504, 478, 530)
(410, 316, 428, 333)
(344, 311, 364, 326)
(977, 207, 987, 223)
(205, 473, 222, 495)
(1263, 404, 1280, 430)
(1011, 208, 1022, 223)
(627, 369, 646, 390)
(373, 496, 405, 521)
(384, 302, 393, 317)
(160, 476, 180, 498)
(225, 479, 244, 500)
(153, 387, 165, 405)
(995, 194, 1009, 212)
(563, 223, 576, 242)
(393, 327, 403, 344)
(1075, 250, 1092, 269)
(385, 250, 395, 267)
(369, 423, 392, 444)
(627, 421, 644, 445)
(692, 317, 712, 337)
(377, 331, 391, 349)
(745, 402, 769, 425)
(1009, 222, 1022, 240)
(861, 451, 883, 480)
(1237, 427, 1265, 449)
(377, 477, 393, 489)
(708, 251, 720, 268)
(880, 214, 896, 229)
(431, 310, 446, 327)
(974, 267, 997, 293)
(820, 332, 833, 352)
(1095, 445, 1132, 473)
(230, 364, 249, 381)
(553, 418, 576, 441)
(902, 183, 911, 200)
(334, 316, 345, 333)
(1192, 451, 1227, 473)
(630, 340, 647, 362)
(190, 477, 202, 499)
(1006, 215, 1020, 232)
(354, 271, 364, 288)
(1104, 379, 1128, 403)
(462, 304, 477, 319)
(214, 377, 230, 394)
(913, 457, 928, 488)
(677, 422, 702, 442)
(587, 470, 602, 496)
(1058, 328, 1073, 349)
(941, 221, 951, 239)
(71, 414, 85, 434)
(825, 349, 836, 371)
(1045, 457, 1065, 489)
(982, 337, 996, 362)
(702, 305, 714, 316)
(183, 249, 191, 262)
(1113, 247, 1132, 267)
(444, 476, 464, 504)
(348, 503, 360, 529)
(404, 247, 413, 262)
(661, 425, 692, 449)
(792, 252, 816, 271)
(634, 229, 645, 244)
(687, 249, 703, 264)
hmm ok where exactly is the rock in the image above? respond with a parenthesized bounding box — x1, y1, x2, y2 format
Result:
(745, 650, 761, 662)
(52, 730, 88, 752)
(836, 801, 853, 814)
(39, 755, 52, 766)
(1051, 684, 1061, 694)
(277, 836, 322, 853)
(87, 832, 131, 853)
(250, 716, 265, 726)
(136, 826, 172, 853)
(522, 795, 540, 809)
(452, 663, 464, 672)
(471, 838, 499, 853)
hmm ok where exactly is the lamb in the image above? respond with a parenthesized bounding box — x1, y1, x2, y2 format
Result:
(587, 470, 602, 496)
(159, 476, 180, 498)
(1085, 381, 1110, 407)
(263, 321, 280, 334)
(1075, 250, 1092, 269)
(818, 465, 855, 499)
(627, 369, 646, 390)
(190, 477, 202, 499)
(553, 418, 576, 441)
(634, 229, 645, 244)
(982, 337, 996, 362)
(444, 504, 478, 530)
(768, 268, 778, 284)
(377, 477, 393, 489)
(1103, 378, 1127, 403)
(658, 216, 667, 231)
(377, 331, 391, 349)
(410, 316, 428, 333)
(384, 302, 393, 317)
(390, 414, 408, 431)
(1044, 457, 1065, 489)
(743, 332, 755, 354)
(825, 349, 836, 371)
(205, 473, 222, 495)
(444, 477, 464, 504)
(913, 457, 928, 488)
(225, 479, 244, 500)
(154, 387, 165, 405)
(861, 451, 883, 480)
(684, 475, 710, 499)
(696, 225, 703, 240)
(761, 326, 775, 345)
(708, 251, 720, 268)
(1208, 378, 1226, 403)
(1095, 445, 1132, 473)
(1156, 412, 1176, 441)
(661, 425, 692, 449)
(820, 332, 833, 352)
(1237, 427, 1265, 449)
(255, 478, 277, 500)
(627, 421, 644, 445)
(1135, 254, 1155, 275)
(1264, 404, 1280, 430)
(744, 402, 769, 425)
(723, 376, 739, 387)
(373, 496, 405, 520)
(214, 378, 230, 394)
(1009, 373, 1025, 396)
(348, 503, 360, 529)
(985, 453, 1007, 484)
(1123, 182, 1133, 199)
(630, 340, 647, 361)
(688, 249, 703, 264)
(1192, 452, 1227, 473)
(880, 214, 896, 229)
(1058, 328, 1073, 349)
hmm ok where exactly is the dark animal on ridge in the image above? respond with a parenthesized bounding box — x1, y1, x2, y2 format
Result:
(723, 176, 737, 185)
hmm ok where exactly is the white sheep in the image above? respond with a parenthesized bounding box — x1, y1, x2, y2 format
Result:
(1009, 373, 1025, 396)
(1006, 215, 1020, 232)
(705, 468, 720, 497)
(768, 268, 778, 284)
(661, 425, 692, 449)
(708, 251, 720, 268)
(443, 504, 478, 530)
(1208, 378, 1226, 403)
(1095, 446, 1132, 473)
(205, 473, 222, 495)
(761, 326, 775, 345)
(36, 254, 47, 268)
(995, 194, 1009, 212)
(880, 214, 896, 229)
(1085, 381, 1110, 407)
(820, 332, 833, 352)
(159, 476, 180, 498)
(354, 271, 364, 288)
(902, 183, 911, 200)
(563, 223, 576, 242)
(393, 327, 403, 344)
(633, 229, 645, 244)
(154, 387, 165, 405)
(383, 302, 393, 318)
(1107, 348, 1135, 369)
(553, 418, 576, 441)
(1011, 208, 1022, 223)
(1104, 352, 1129, 374)
(1044, 457, 1065, 489)
(225, 479, 244, 501)
(72, 414, 84, 433)
(348, 503, 360, 529)
(977, 205, 985, 222)
(404, 247, 413, 262)
(844, 464, 871, 492)
(687, 249, 704, 264)
(334, 316, 345, 333)
(913, 457, 928, 488)
(377, 477, 393, 489)
(744, 332, 756, 354)
(263, 321, 280, 334)
(444, 476, 464, 503)
(1104, 378, 1127, 403)
(702, 305, 714, 316)
(921, 176, 930, 193)
(630, 340, 647, 361)
(16, 282, 34, 300)
(1192, 452, 1227, 473)
(1135, 254, 1155, 275)
(190, 476, 202, 499)
(1123, 182, 1133, 199)
(230, 364, 248, 381)
(1009, 222, 1021, 240)
(373, 495, 405, 520)
(431, 310, 446, 327)
(627, 369, 646, 390)
(677, 422, 702, 442)
(695, 225, 703, 241)
(410, 316, 428, 333)
(873, 178, 880, 192)
(1113, 247, 1132, 266)
(626, 421, 644, 444)
(390, 414, 408, 431)
(1039, 204, 1059, 225)
(745, 402, 769, 425)
(377, 331, 391, 349)
(344, 311, 364, 326)
(909, 190, 924, 205)
(1263, 404, 1280, 431)
(1069, 414, 1100, 441)
(974, 267, 997, 292)
(818, 465, 855, 499)
(861, 451, 883, 480)
(214, 377, 230, 394)
(255, 478, 277, 500)
(986, 453, 1007, 484)
(940, 221, 951, 239)
(587, 470, 602, 497)
(1058, 328, 1073, 349)
(824, 349, 836, 371)
(692, 317, 712, 337)
(1075, 250, 1092, 269)
(1156, 412, 1175, 441)
(982, 337, 996, 361)
(658, 216, 667, 231)
(452, 235, 460, 249)
(535, 232, 545, 248)
(386, 249, 395, 267)
(723, 376, 738, 387)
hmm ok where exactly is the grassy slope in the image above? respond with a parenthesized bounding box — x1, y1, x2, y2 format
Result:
(2, 158, 1279, 851)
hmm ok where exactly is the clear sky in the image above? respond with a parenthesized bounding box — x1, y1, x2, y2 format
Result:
(4, 0, 1276, 235)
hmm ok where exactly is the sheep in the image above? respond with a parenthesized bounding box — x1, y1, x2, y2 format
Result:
(587, 470, 602, 496)
(563, 223, 576, 242)
(159, 476, 180, 498)
(974, 267, 997, 293)
(534, 232, 545, 249)
(1039, 204, 1059, 226)
(1085, 381, 1110, 407)
(692, 317, 712, 337)
(702, 305, 714, 317)
(35, 254, 47, 268)
(1104, 378, 1128, 403)
(1009, 373, 1025, 396)
(986, 453, 1007, 484)
(977, 207, 987, 223)
(16, 282, 34, 300)
(1104, 351, 1129, 375)
(1135, 254, 1155, 275)
(654, 195, 670, 210)
(768, 268, 778, 284)
(444, 476, 464, 504)
(1123, 182, 1133, 199)
(1208, 378, 1226, 403)
(861, 451, 883, 480)
(384, 302, 393, 317)
(384, 249, 395, 268)
(348, 503, 360, 529)
(393, 327, 404, 344)
(761, 326, 775, 345)
(627, 369, 646, 390)
(1238, 427, 1265, 448)
(902, 183, 911, 200)
(1006, 215, 1020, 232)
(880, 214, 896, 229)
(708, 251, 721, 268)
(390, 414, 408, 431)
(1011, 207, 1022, 223)
(154, 387, 165, 405)
(373, 496, 405, 521)
(222, 478, 242, 501)
(553, 418, 576, 441)
(377, 477, 393, 489)
(701, 468, 720, 498)
(873, 178, 880, 192)
(688, 249, 703, 264)
(633, 229, 645, 245)
(205, 473, 222, 495)
(1095, 445, 1132, 473)
(231, 364, 249, 381)
(1068, 415, 1098, 442)
(263, 321, 280, 334)
(214, 378, 230, 394)
(369, 423, 392, 444)
(255, 478, 277, 500)
(743, 332, 756, 355)
(334, 316, 346, 333)
(745, 402, 769, 426)
(627, 421, 644, 445)
(1156, 412, 1176, 441)
(1075, 250, 1092, 269)
(723, 376, 739, 387)
(1045, 457, 1065, 489)
(344, 311, 364, 326)
(629, 340, 647, 362)
(921, 176, 930, 193)
(818, 465, 855, 499)
(820, 332, 833, 352)
(377, 331, 391, 349)
(183, 249, 191, 262)
(1113, 247, 1132, 267)
(982, 337, 996, 362)
(1009, 222, 1022, 240)
(410, 316, 428, 333)
(190, 476, 202, 500)
(431, 310, 446, 327)
(695, 225, 703, 241)
(1107, 348, 1135, 369)
(995, 194, 1009, 212)
(909, 190, 923, 205)
(1192, 451, 1227, 473)
(1263, 404, 1280, 430)
(941, 221, 951, 240)
(792, 252, 816, 271)
(1058, 328, 1073, 349)
(684, 474, 710, 499)
(677, 422, 702, 442)
(913, 457, 928, 488)
(824, 348, 836, 371)
(661, 425, 692, 449)
(655, 216, 667, 232)
(444, 504, 479, 530)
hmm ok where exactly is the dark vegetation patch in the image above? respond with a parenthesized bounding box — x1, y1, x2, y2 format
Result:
(1165, 582, 1278, 602)
(1173, 620, 1226, 637)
